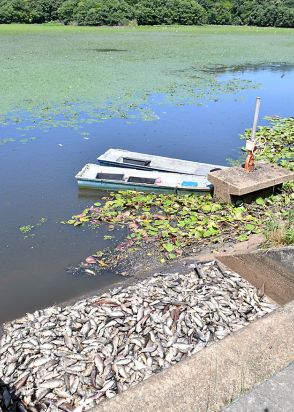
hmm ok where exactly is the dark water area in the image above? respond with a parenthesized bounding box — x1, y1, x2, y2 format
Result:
(0, 67, 294, 323)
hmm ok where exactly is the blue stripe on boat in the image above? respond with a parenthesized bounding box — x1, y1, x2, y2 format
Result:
(181, 181, 199, 187)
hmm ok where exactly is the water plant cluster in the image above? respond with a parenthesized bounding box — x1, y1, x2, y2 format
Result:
(19, 217, 47, 239)
(242, 117, 294, 171)
(64, 117, 294, 271)
(65, 189, 292, 263)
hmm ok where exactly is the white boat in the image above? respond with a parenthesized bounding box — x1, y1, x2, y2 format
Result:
(76, 164, 213, 193)
(97, 148, 225, 176)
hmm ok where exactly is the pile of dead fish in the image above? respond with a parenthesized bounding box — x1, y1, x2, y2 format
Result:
(0, 261, 276, 411)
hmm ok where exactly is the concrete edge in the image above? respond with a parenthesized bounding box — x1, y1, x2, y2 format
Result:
(223, 362, 294, 411)
(93, 301, 294, 412)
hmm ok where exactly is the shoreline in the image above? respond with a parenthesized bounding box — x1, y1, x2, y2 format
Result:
(0, 234, 265, 329)
(0, 256, 278, 411)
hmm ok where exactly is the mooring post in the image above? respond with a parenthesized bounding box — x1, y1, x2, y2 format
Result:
(251, 97, 261, 142)
(245, 97, 261, 172)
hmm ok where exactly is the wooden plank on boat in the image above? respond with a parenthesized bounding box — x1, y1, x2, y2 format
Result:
(97, 148, 225, 176)
(76, 164, 213, 193)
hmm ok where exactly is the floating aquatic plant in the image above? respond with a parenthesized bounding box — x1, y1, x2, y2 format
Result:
(19, 218, 47, 239)
(1, 25, 293, 133)
(242, 117, 294, 171)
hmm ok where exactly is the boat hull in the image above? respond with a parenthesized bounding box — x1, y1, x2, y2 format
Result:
(98, 148, 225, 176)
(76, 164, 212, 194)
(77, 179, 210, 194)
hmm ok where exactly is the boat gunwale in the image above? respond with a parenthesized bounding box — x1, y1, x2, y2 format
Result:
(77, 176, 211, 190)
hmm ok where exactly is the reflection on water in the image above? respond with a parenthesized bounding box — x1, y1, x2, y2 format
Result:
(0, 66, 294, 323)
(202, 62, 294, 74)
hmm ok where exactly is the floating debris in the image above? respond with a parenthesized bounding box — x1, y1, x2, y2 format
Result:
(0, 262, 277, 411)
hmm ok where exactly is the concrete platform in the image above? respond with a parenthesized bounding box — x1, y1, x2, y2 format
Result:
(208, 162, 294, 203)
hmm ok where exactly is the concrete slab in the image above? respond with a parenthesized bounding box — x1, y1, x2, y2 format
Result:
(223, 362, 294, 412)
(265, 246, 294, 274)
(208, 162, 294, 202)
(93, 301, 294, 412)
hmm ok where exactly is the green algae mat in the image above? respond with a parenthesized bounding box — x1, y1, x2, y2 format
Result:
(1, 24, 294, 127)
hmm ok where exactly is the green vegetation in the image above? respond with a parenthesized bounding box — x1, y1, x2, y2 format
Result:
(64, 117, 294, 269)
(19, 224, 34, 234)
(19, 217, 47, 238)
(0, 0, 293, 27)
(264, 209, 294, 246)
(64, 188, 293, 263)
(0, 24, 293, 132)
(242, 117, 294, 171)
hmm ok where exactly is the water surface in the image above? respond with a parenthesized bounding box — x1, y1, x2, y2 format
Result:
(0, 66, 294, 323)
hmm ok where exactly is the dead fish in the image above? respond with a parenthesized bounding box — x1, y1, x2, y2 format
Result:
(84, 269, 96, 276)
(166, 334, 178, 348)
(35, 388, 51, 402)
(59, 403, 75, 412)
(94, 354, 104, 374)
(0, 259, 277, 410)
(81, 321, 91, 335)
(108, 311, 125, 318)
(5, 362, 16, 376)
(54, 389, 71, 399)
(163, 325, 173, 337)
(29, 357, 51, 369)
(64, 333, 73, 350)
(40, 379, 64, 389)
(115, 358, 132, 366)
(13, 372, 30, 391)
(141, 345, 157, 354)
(101, 380, 116, 393)
(70, 376, 80, 394)
(94, 299, 120, 306)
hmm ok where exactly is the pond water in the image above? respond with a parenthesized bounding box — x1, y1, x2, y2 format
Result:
(0, 65, 294, 323)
